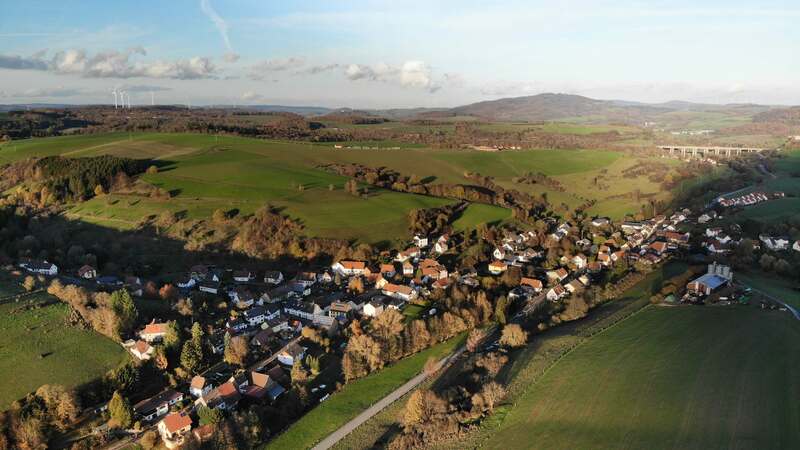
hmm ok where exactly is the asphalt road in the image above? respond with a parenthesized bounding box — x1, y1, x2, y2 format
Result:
(310, 345, 467, 450)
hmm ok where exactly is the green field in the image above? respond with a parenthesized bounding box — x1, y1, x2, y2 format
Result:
(452, 203, 512, 230)
(265, 333, 466, 450)
(737, 271, 800, 309)
(0, 293, 127, 409)
(1, 132, 692, 241)
(723, 149, 800, 224)
(486, 306, 800, 450)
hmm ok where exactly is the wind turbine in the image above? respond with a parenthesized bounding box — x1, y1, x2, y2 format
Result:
(150, 91, 155, 106)
(112, 88, 118, 109)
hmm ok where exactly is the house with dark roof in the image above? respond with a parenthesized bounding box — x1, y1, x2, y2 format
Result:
(134, 389, 183, 422)
(196, 381, 241, 411)
(263, 271, 284, 285)
(20, 261, 58, 276)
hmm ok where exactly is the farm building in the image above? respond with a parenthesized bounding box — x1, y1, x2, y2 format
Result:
(687, 262, 733, 296)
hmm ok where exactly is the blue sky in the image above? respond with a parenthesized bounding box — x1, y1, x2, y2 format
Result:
(1, 0, 798, 107)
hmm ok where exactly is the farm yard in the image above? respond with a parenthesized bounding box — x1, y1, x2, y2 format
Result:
(0, 292, 127, 409)
(1, 132, 695, 244)
(484, 306, 800, 450)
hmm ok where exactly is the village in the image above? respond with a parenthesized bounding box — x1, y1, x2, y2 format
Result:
(10, 192, 800, 449)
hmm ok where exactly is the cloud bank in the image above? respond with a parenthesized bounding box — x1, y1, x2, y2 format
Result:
(0, 49, 218, 79)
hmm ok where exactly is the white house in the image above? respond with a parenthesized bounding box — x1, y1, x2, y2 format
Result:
(760, 235, 791, 251)
(363, 298, 385, 317)
(243, 306, 269, 326)
(264, 271, 284, 285)
(520, 277, 543, 292)
(277, 342, 306, 366)
(140, 322, 169, 343)
(434, 235, 449, 254)
(546, 285, 566, 301)
(233, 270, 255, 283)
(158, 412, 193, 449)
(190, 376, 212, 398)
(382, 283, 416, 301)
(130, 340, 154, 360)
(331, 260, 367, 276)
(413, 235, 429, 248)
(572, 254, 588, 269)
(546, 268, 569, 282)
(20, 261, 58, 276)
(488, 261, 508, 275)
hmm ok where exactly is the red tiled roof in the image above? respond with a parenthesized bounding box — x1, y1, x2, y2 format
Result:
(384, 283, 413, 295)
(520, 278, 542, 289)
(142, 322, 168, 335)
(134, 340, 151, 354)
(162, 412, 192, 434)
(190, 376, 206, 389)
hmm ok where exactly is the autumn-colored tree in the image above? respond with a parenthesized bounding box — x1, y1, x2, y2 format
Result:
(159, 283, 178, 301)
(466, 328, 485, 353)
(291, 359, 310, 388)
(499, 324, 527, 348)
(153, 346, 169, 370)
(371, 308, 404, 343)
(348, 276, 365, 294)
(224, 336, 249, 367)
(23, 275, 36, 292)
(35, 384, 80, 430)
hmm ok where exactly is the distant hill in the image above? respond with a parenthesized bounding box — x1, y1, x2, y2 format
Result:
(445, 93, 670, 122)
(243, 105, 333, 115)
(753, 106, 800, 125)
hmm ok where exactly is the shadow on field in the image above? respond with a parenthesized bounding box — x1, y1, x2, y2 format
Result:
(1, 208, 338, 408)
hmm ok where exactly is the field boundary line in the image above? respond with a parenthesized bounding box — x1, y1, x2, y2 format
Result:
(475, 300, 654, 449)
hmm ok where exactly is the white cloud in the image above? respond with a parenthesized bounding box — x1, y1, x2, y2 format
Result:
(223, 52, 240, 63)
(301, 63, 340, 75)
(343, 61, 443, 93)
(249, 57, 306, 80)
(241, 91, 265, 102)
(0, 49, 218, 80)
(399, 61, 434, 91)
(344, 62, 396, 81)
(200, 0, 233, 52)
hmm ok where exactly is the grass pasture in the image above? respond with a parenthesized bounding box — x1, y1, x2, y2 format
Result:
(487, 306, 800, 450)
(452, 203, 512, 230)
(2, 132, 693, 242)
(0, 293, 127, 410)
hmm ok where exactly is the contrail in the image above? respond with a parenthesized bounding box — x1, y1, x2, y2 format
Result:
(200, 0, 232, 52)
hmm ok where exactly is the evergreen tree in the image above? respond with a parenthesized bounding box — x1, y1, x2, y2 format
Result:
(181, 322, 205, 374)
(110, 289, 138, 337)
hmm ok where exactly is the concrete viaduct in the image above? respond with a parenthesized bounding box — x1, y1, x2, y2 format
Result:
(658, 145, 772, 159)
